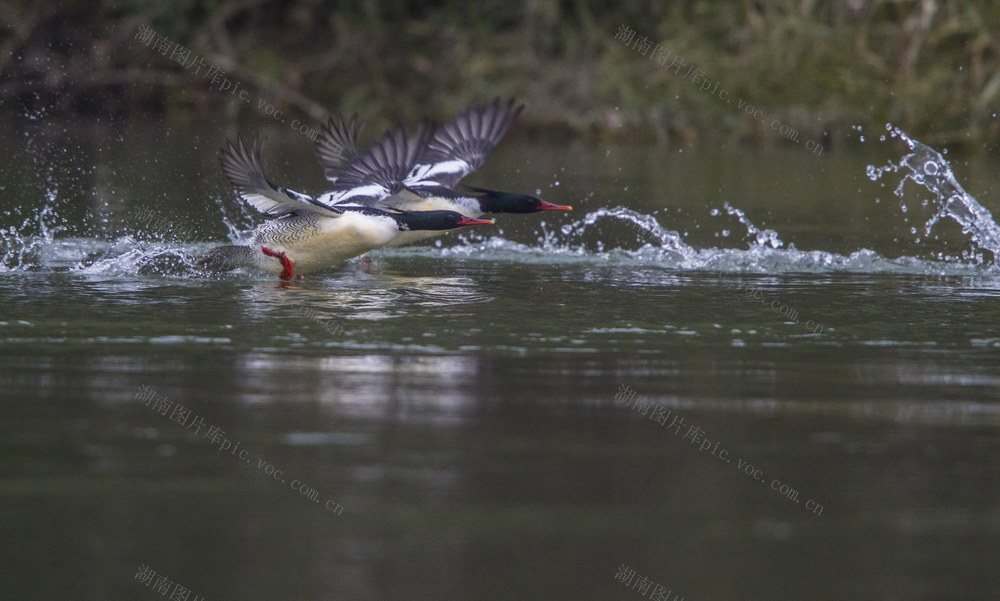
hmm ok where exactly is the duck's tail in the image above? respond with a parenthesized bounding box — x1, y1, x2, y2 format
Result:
(195, 245, 258, 273)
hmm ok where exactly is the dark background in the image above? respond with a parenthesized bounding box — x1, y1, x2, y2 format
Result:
(3, 0, 999, 149)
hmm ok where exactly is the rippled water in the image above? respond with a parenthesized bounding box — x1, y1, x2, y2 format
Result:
(2, 113, 1000, 600)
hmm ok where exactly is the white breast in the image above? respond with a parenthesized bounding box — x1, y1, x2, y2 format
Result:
(254, 212, 400, 274)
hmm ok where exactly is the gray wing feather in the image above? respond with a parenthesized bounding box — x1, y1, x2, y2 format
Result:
(219, 136, 340, 218)
(321, 120, 433, 207)
(315, 114, 365, 182)
(405, 97, 523, 189)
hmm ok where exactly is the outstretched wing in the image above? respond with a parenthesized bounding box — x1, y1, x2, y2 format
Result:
(219, 137, 340, 218)
(405, 97, 523, 189)
(315, 113, 365, 183)
(319, 120, 433, 207)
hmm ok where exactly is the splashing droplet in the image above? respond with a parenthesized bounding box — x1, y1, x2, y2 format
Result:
(867, 125, 1000, 263)
(755, 229, 784, 249)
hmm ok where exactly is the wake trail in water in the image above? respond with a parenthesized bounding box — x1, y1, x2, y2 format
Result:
(3, 119, 999, 278)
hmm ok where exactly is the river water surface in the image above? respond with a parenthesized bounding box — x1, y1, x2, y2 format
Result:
(2, 115, 999, 600)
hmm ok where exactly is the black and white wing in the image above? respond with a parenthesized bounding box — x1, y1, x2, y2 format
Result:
(318, 121, 433, 207)
(405, 97, 523, 189)
(219, 137, 340, 218)
(315, 114, 365, 183)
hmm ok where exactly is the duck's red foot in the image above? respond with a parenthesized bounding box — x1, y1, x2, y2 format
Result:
(261, 246, 294, 280)
(357, 254, 372, 273)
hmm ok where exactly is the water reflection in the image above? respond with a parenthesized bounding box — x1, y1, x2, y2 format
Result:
(3, 121, 1000, 600)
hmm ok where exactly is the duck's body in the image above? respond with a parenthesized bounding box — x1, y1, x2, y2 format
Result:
(198, 125, 492, 279)
(232, 210, 402, 276)
(198, 208, 483, 277)
(255, 211, 399, 274)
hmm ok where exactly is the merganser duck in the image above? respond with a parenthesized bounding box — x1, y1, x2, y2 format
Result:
(314, 98, 572, 247)
(196, 125, 493, 279)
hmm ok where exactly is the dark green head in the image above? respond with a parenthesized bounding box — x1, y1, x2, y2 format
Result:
(395, 210, 494, 231)
(466, 186, 573, 214)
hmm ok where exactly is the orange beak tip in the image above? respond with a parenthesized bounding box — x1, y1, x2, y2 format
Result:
(538, 200, 573, 211)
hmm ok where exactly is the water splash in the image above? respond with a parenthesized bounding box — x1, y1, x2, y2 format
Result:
(1, 193, 65, 271)
(1, 105, 74, 271)
(722, 202, 784, 249)
(211, 194, 258, 245)
(867, 125, 1000, 264)
(4, 116, 998, 278)
(558, 206, 695, 257)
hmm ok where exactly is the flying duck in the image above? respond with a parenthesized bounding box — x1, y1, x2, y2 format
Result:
(196, 124, 493, 280)
(314, 98, 572, 247)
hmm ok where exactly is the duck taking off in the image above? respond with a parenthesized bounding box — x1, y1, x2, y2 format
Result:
(196, 124, 493, 280)
(313, 98, 572, 247)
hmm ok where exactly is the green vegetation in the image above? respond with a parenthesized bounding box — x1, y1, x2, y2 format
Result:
(2, 0, 998, 150)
